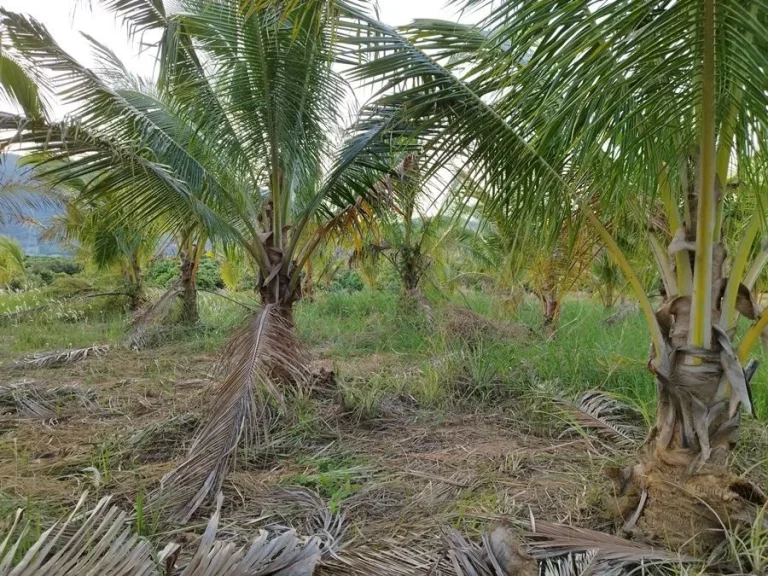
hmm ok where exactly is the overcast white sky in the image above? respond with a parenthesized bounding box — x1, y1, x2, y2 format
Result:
(0, 0, 466, 117)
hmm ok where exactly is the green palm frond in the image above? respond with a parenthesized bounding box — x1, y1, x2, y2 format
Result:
(0, 234, 25, 285)
(349, 0, 768, 245)
(0, 43, 45, 119)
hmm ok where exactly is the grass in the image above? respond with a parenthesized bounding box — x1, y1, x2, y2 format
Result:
(2, 285, 764, 419)
(1, 284, 768, 573)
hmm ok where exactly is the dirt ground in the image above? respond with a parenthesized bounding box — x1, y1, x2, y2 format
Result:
(2, 339, 765, 572)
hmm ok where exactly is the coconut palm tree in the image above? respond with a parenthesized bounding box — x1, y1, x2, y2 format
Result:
(41, 197, 163, 310)
(350, 1, 768, 548)
(0, 0, 399, 521)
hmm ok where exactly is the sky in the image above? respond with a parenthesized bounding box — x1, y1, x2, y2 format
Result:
(0, 0, 463, 117)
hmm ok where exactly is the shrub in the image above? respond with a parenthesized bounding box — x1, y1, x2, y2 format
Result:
(329, 268, 364, 293)
(196, 257, 224, 290)
(23, 256, 83, 287)
(146, 256, 224, 290)
(145, 258, 179, 288)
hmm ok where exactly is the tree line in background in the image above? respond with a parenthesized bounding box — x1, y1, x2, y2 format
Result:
(1, 0, 768, 556)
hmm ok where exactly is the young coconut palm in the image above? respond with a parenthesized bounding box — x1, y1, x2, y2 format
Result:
(350, 0, 768, 549)
(1, 0, 399, 521)
(40, 197, 163, 310)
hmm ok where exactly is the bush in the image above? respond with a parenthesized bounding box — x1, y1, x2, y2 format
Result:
(329, 268, 364, 293)
(196, 257, 224, 290)
(146, 256, 224, 290)
(145, 258, 179, 288)
(23, 256, 83, 287)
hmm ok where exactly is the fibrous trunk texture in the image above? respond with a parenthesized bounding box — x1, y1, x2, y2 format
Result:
(540, 290, 559, 327)
(179, 247, 199, 325)
(610, 172, 765, 550)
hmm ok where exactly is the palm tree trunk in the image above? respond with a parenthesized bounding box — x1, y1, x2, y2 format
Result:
(588, 204, 763, 550)
(127, 258, 145, 312)
(540, 289, 559, 326)
(610, 183, 764, 549)
(179, 243, 202, 325)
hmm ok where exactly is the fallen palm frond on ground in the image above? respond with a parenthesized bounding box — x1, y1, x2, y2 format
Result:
(0, 380, 99, 419)
(8, 345, 109, 371)
(0, 491, 324, 576)
(129, 282, 185, 350)
(557, 391, 646, 448)
(125, 413, 201, 463)
(528, 521, 693, 569)
(323, 522, 690, 575)
(153, 305, 310, 523)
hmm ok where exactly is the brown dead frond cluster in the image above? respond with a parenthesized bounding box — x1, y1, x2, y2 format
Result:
(126, 413, 201, 463)
(153, 305, 310, 523)
(0, 380, 100, 419)
(128, 282, 187, 350)
(8, 345, 109, 371)
(528, 521, 692, 569)
(443, 306, 533, 344)
(0, 491, 324, 576)
(558, 391, 646, 448)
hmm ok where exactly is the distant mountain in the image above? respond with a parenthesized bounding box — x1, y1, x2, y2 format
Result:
(0, 153, 68, 256)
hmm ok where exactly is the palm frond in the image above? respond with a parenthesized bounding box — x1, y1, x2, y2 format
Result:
(128, 280, 185, 349)
(0, 48, 45, 119)
(9, 345, 109, 371)
(0, 235, 25, 284)
(175, 493, 322, 575)
(0, 493, 155, 576)
(153, 304, 309, 523)
(445, 525, 538, 576)
(529, 521, 692, 565)
(0, 490, 324, 575)
(558, 391, 646, 448)
(0, 381, 100, 419)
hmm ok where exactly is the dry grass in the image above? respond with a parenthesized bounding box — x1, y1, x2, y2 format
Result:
(0, 337, 619, 565)
(1, 294, 767, 573)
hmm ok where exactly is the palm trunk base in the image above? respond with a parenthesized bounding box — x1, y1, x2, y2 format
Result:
(401, 288, 434, 327)
(610, 441, 765, 553)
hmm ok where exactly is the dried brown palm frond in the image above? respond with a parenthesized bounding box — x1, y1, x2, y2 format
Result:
(528, 521, 692, 565)
(126, 413, 201, 463)
(132, 283, 184, 329)
(445, 526, 539, 576)
(557, 391, 645, 448)
(0, 492, 156, 576)
(0, 491, 324, 576)
(0, 381, 99, 419)
(172, 493, 322, 575)
(319, 538, 444, 575)
(536, 550, 600, 576)
(153, 304, 309, 523)
(8, 345, 109, 371)
(128, 281, 185, 350)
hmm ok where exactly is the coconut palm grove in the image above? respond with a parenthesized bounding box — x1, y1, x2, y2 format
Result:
(1, 1, 768, 574)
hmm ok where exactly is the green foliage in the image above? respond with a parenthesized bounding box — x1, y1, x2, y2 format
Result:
(196, 257, 223, 291)
(328, 268, 364, 293)
(21, 256, 82, 288)
(145, 258, 179, 288)
(290, 455, 365, 514)
(0, 235, 25, 287)
(146, 256, 223, 290)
